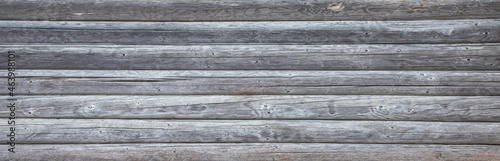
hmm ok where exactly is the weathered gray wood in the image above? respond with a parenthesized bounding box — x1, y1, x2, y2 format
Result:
(2, 143, 499, 160)
(6, 70, 500, 96)
(3, 119, 500, 144)
(1, 44, 499, 70)
(2, 95, 500, 121)
(1, 20, 499, 44)
(1, 0, 499, 21)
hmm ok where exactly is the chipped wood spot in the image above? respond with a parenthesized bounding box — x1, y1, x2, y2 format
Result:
(328, 3, 344, 11)
(72, 13, 95, 16)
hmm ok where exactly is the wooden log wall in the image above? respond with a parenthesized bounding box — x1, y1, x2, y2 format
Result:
(0, 0, 499, 160)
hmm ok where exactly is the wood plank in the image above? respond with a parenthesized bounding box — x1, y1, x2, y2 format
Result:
(1, 0, 499, 21)
(1, 20, 499, 44)
(1, 96, 500, 121)
(5, 70, 500, 96)
(3, 119, 500, 144)
(2, 143, 499, 160)
(1, 44, 499, 70)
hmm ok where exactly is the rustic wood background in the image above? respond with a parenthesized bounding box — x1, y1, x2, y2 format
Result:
(1, 0, 500, 160)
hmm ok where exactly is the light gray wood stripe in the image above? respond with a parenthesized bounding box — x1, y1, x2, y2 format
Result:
(2, 144, 500, 160)
(3, 119, 500, 144)
(1, 44, 498, 70)
(4, 70, 500, 96)
(1, 96, 500, 121)
(0, 20, 498, 44)
(0, 0, 499, 21)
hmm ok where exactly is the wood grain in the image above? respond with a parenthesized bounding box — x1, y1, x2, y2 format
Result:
(1, 44, 499, 70)
(1, 0, 498, 159)
(1, 20, 499, 44)
(0, 0, 499, 21)
(1, 143, 499, 161)
(5, 70, 500, 96)
(3, 119, 500, 144)
(1, 96, 499, 121)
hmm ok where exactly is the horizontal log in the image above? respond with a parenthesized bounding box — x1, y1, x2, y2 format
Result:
(1, 44, 498, 70)
(0, 20, 499, 44)
(0, 0, 499, 21)
(3, 119, 500, 144)
(1, 96, 499, 121)
(1, 143, 499, 160)
(4, 70, 500, 95)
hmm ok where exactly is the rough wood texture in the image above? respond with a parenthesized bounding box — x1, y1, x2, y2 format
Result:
(1, 0, 499, 159)
(6, 70, 500, 96)
(3, 119, 500, 144)
(1, 44, 498, 70)
(1, 0, 499, 21)
(1, 20, 499, 44)
(1, 144, 499, 161)
(1, 96, 499, 121)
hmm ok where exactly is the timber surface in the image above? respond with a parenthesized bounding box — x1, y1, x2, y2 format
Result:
(1, 0, 499, 21)
(0, 44, 499, 70)
(1, 20, 499, 44)
(1, 0, 499, 160)
(1, 96, 499, 121)
(4, 144, 500, 161)
(8, 119, 500, 144)
(4, 70, 500, 95)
